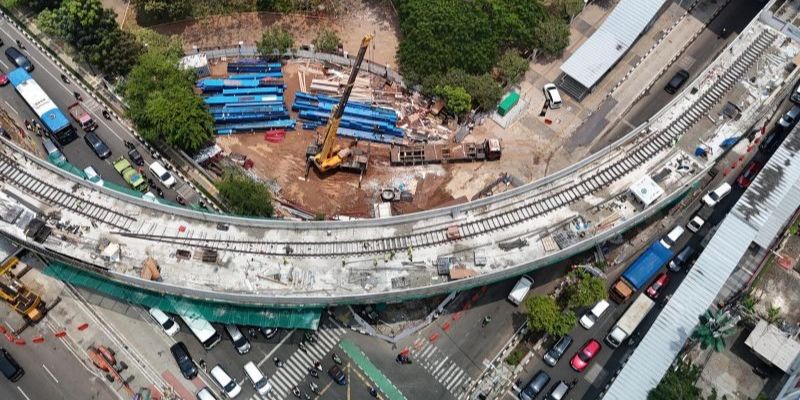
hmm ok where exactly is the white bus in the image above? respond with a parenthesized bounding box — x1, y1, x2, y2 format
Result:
(179, 313, 221, 350)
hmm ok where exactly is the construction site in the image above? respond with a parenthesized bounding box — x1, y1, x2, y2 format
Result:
(187, 39, 510, 218)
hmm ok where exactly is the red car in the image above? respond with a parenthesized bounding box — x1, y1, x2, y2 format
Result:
(0, 73, 7, 86)
(570, 339, 601, 372)
(646, 272, 670, 299)
(736, 161, 763, 188)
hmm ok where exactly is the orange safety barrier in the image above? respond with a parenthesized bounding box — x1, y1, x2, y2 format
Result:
(441, 322, 451, 332)
(77, 323, 89, 331)
(452, 311, 463, 321)
(0, 326, 5, 334)
(5, 333, 13, 342)
(429, 333, 440, 342)
(32, 336, 44, 343)
(54, 331, 67, 338)
(399, 348, 410, 356)
(14, 338, 24, 345)
(723, 168, 730, 176)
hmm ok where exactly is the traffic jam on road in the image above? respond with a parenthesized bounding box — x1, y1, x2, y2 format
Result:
(0, 30, 194, 206)
(514, 85, 800, 400)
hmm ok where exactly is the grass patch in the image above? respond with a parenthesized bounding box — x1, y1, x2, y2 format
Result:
(505, 343, 528, 366)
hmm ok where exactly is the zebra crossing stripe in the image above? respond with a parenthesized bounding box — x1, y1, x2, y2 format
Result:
(439, 363, 458, 385)
(447, 370, 465, 391)
(432, 357, 449, 375)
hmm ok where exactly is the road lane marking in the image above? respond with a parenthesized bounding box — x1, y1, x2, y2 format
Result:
(16, 386, 31, 400)
(42, 364, 59, 383)
(3, 100, 18, 116)
(257, 329, 296, 368)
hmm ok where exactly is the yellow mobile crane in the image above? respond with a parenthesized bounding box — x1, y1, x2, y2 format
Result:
(0, 256, 45, 322)
(306, 34, 373, 176)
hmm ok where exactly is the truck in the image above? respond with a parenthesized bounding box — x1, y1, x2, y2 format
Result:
(605, 294, 655, 348)
(113, 157, 147, 192)
(609, 242, 673, 303)
(390, 139, 502, 166)
(68, 102, 98, 132)
(0, 257, 45, 322)
(507, 275, 534, 306)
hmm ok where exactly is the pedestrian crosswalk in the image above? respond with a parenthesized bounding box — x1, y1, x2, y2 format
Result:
(264, 323, 347, 399)
(411, 341, 474, 400)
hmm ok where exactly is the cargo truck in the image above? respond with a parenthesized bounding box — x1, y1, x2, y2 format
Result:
(113, 157, 146, 192)
(507, 275, 534, 306)
(605, 294, 655, 348)
(67, 102, 97, 132)
(609, 242, 673, 303)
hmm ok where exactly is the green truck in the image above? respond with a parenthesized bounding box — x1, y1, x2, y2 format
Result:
(113, 157, 146, 192)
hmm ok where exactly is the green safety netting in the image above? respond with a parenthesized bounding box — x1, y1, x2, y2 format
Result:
(102, 180, 146, 198)
(55, 160, 86, 178)
(43, 262, 321, 329)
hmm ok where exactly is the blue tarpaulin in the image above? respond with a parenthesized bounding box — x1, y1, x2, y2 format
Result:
(622, 242, 673, 290)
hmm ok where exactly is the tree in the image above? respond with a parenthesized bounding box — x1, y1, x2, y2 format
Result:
(131, 27, 184, 60)
(217, 172, 275, 217)
(25, 0, 61, 12)
(313, 29, 340, 53)
(257, 26, 294, 59)
(142, 88, 214, 152)
(525, 295, 577, 337)
(496, 50, 529, 85)
(648, 361, 702, 400)
(548, 0, 584, 19)
(423, 70, 503, 111)
(435, 85, 471, 116)
(564, 269, 607, 310)
(532, 15, 571, 57)
(691, 309, 737, 352)
(131, 0, 192, 25)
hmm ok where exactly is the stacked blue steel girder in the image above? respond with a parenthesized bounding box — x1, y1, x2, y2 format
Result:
(199, 61, 295, 134)
(292, 92, 404, 144)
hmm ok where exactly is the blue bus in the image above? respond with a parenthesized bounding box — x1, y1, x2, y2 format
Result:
(8, 68, 77, 145)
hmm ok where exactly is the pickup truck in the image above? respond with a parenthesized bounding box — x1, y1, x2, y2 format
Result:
(67, 102, 97, 132)
(113, 157, 146, 192)
(609, 242, 673, 303)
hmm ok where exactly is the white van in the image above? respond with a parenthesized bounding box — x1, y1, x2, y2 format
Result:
(702, 182, 731, 207)
(659, 226, 685, 250)
(243, 361, 272, 396)
(543, 83, 563, 109)
(196, 388, 219, 400)
(148, 307, 179, 336)
(507, 275, 534, 306)
(579, 300, 610, 330)
(210, 365, 241, 399)
(149, 161, 176, 188)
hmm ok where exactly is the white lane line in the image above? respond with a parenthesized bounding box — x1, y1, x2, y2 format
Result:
(3, 100, 18, 116)
(16, 386, 31, 400)
(257, 329, 296, 368)
(42, 364, 59, 383)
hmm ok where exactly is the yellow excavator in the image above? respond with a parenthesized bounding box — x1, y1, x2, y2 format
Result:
(306, 34, 373, 176)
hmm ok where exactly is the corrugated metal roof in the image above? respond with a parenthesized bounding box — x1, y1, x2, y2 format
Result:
(560, 0, 668, 89)
(733, 127, 800, 248)
(604, 125, 800, 399)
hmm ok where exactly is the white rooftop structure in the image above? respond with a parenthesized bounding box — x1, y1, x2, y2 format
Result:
(560, 0, 668, 92)
(629, 175, 664, 207)
(745, 320, 800, 372)
(604, 120, 800, 399)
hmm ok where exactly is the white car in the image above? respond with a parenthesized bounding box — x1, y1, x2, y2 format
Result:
(702, 182, 731, 207)
(659, 226, 685, 250)
(149, 161, 176, 188)
(210, 365, 241, 399)
(148, 307, 179, 336)
(243, 361, 272, 396)
(83, 166, 103, 186)
(542, 83, 563, 109)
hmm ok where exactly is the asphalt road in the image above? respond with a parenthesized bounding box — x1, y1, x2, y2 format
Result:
(0, 19, 192, 204)
(513, 96, 798, 400)
(0, 323, 119, 400)
(592, 0, 765, 152)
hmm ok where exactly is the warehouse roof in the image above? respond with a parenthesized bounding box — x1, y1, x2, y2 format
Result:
(560, 0, 668, 89)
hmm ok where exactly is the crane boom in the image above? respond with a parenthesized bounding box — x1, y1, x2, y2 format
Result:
(309, 34, 374, 172)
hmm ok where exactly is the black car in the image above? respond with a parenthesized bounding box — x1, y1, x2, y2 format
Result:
(328, 365, 347, 385)
(169, 342, 198, 380)
(543, 335, 573, 367)
(84, 132, 111, 159)
(0, 348, 24, 382)
(664, 69, 690, 94)
(669, 245, 697, 272)
(5, 47, 32, 72)
(128, 147, 144, 166)
(519, 370, 550, 400)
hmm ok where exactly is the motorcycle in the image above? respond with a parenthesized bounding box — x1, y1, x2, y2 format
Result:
(247, 327, 258, 338)
(309, 382, 319, 394)
(24, 120, 31, 131)
(291, 386, 301, 398)
(15, 39, 24, 50)
(60, 73, 69, 84)
(308, 367, 318, 378)
(156, 187, 164, 198)
(332, 353, 342, 365)
(73, 91, 82, 101)
(314, 361, 322, 371)
(298, 341, 308, 353)
(102, 109, 111, 120)
(481, 315, 492, 327)
(396, 354, 412, 365)
(304, 332, 316, 343)
(123, 140, 135, 150)
(274, 357, 284, 368)
(176, 195, 186, 206)
(369, 387, 378, 398)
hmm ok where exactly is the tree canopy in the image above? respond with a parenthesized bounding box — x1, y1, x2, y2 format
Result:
(532, 16, 571, 57)
(423, 69, 503, 112)
(37, 0, 142, 77)
(496, 50, 529, 85)
(648, 362, 702, 400)
(217, 171, 275, 217)
(525, 295, 577, 337)
(435, 85, 471, 116)
(124, 48, 213, 152)
(257, 26, 294, 59)
(131, 0, 192, 25)
(564, 269, 607, 310)
(313, 29, 341, 53)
